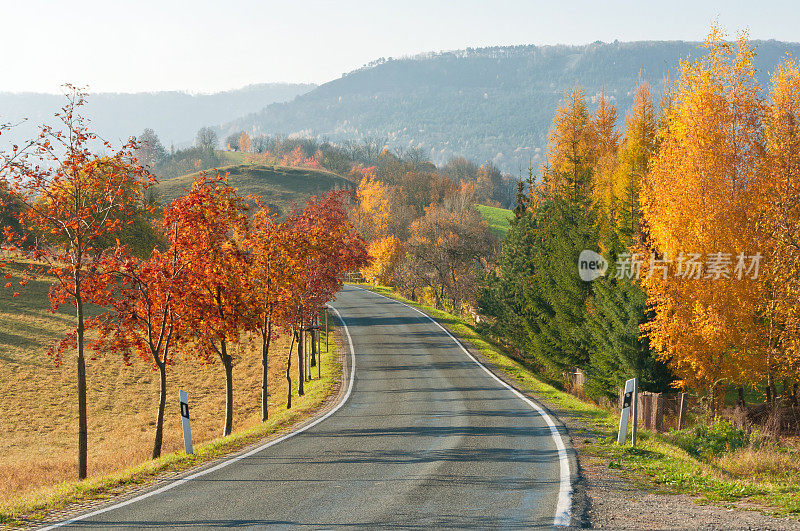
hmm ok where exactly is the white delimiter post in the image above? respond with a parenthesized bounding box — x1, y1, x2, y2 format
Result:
(179, 390, 193, 454)
(617, 378, 639, 445)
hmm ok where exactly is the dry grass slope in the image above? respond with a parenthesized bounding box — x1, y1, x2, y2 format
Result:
(0, 263, 333, 509)
(156, 163, 354, 217)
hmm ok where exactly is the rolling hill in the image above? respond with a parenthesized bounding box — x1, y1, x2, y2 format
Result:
(156, 163, 354, 216)
(222, 40, 800, 173)
(476, 204, 514, 239)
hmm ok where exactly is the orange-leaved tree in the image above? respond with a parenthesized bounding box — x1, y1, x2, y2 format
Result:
(757, 58, 800, 399)
(168, 172, 253, 436)
(91, 237, 188, 459)
(0, 86, 154, 478)
(246, 200, 295, 420)
(544, 86, 598, 198)
(591, 91, 621, 228)
(239, 132, 252, 154)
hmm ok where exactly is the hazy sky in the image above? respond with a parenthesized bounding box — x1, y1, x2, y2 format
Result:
(2, 0, 798, 94)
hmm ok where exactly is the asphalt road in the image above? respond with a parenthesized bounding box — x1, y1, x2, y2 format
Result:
(49, 285, 572, 529)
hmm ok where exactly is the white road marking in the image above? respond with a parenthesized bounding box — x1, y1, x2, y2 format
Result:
(42, 289, 572, 528)
(357, 286, 573, 527)
(41, 305, 356, 530)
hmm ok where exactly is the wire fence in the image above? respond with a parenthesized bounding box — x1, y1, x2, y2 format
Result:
(609, 389, 800, 435)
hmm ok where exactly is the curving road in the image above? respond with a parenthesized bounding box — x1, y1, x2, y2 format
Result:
(47, 286, 573, 529)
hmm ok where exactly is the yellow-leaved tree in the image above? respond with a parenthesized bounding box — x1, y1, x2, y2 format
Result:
(591, 92, 621, 229)
(544, 86, 598, 198)
(614, 81, 656, 240)
(361, 235, 403, 286)
(239, 132, 251, 153)
(758, 58, 800, 399)
(351, 174, 393, 242)
(641, 26, 766, 410)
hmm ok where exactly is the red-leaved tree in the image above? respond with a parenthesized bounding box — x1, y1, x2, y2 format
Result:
(168, 172, 252, 436)
(91, 240, 186, 459)
(246, 201, 292, 421)
(281, 192, 369, 404)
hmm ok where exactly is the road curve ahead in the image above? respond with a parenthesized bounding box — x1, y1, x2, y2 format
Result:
(50, 286, 572, 529)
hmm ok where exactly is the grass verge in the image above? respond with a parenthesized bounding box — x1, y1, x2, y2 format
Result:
(357, 284, 800, 518)
(0, 328, 343, 528)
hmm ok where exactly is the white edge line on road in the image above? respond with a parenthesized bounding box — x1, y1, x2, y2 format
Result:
(355, 286, 573, 527)
(41, 304, 356, 531)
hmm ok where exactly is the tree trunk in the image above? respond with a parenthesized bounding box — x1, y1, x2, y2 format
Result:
(768, 372, 776, 405)
(221, 340, 233, 436)
(433, 285, 442, 309)
(297, 328, 305, 396)
(153, 362, 167, 459)
(76, 289, 88, 480)
(708, 386, 716, 417)
(310, 325, 317, 368)
(737, 387, 746, 408)
(261, 317, 272, 422)
(286, 332, 293, 409)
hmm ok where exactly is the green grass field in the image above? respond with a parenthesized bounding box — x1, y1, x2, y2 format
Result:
(157, 163, 354, 216)
(476, 204, 514, 239)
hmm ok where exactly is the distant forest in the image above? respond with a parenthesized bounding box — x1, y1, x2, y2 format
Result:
(4, 41, 800, 174)
(224, 40, 800, 172)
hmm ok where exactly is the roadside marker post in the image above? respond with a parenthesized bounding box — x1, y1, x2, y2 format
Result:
(617, 378, 639, 446)
(179, 390, 193, 454)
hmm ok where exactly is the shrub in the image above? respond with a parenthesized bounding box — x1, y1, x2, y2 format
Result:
(669, 420, 749, 460)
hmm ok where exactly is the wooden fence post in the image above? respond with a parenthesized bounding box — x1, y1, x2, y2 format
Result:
(654, 392, 664, 433)
(678, 392, 687, 430)
(640, 392, 651, 430)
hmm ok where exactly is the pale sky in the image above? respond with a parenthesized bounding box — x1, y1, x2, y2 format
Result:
(1, 0, 798, 94)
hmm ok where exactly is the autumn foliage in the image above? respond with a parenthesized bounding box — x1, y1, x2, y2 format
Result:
(482, 26, 800, 415)
(640, 27, 800, 409)
(362, 235, 403, 286)
(1, 87, 154, 478)
(0, 90, 368, 477)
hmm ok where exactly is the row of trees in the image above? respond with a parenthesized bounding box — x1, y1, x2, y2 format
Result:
(142, 124, 517, 209)
(641, 28, 800, 409)
(480, 28, 800, 410)
(0, 89, 368, 479)
(138, 125, 509, 316)
(479, 82, 661, 400)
